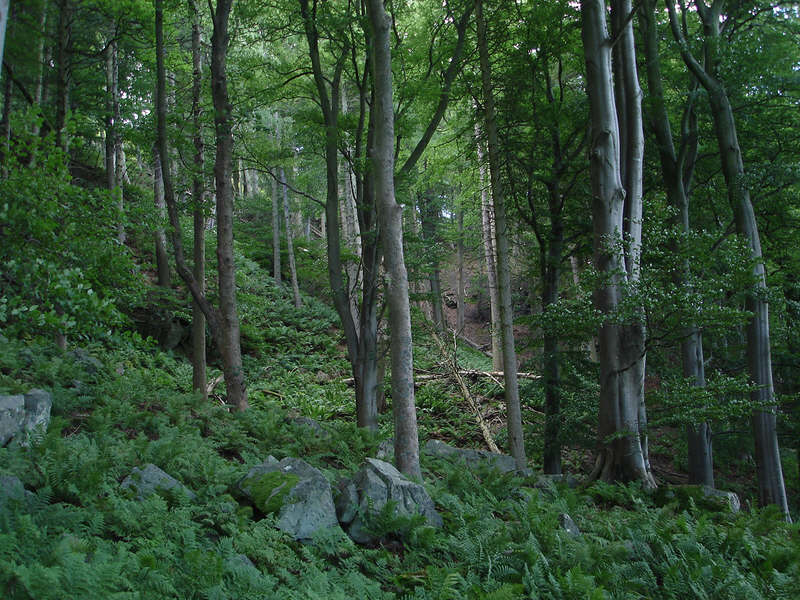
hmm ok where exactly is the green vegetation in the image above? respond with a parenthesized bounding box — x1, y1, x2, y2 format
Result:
(1, 254, 798, 598)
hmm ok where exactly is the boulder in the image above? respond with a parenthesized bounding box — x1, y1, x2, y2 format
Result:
(699, 485, 740, 513)
(375, 438, 394, 461)
(238, 457, 340, 541)
(285, 416, 330, 439)
(121, 464, 196, 501)
(657, 484, 741, 514)
(558, 513, 581, 537)
(423, 439, 530, 475)
(0, 475, 31, 510)
(340, 458, 442, 544)
(67, 348, 103, 375)
(0, 389, 52, 447)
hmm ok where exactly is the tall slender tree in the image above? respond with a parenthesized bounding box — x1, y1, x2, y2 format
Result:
(476, 0, 526, 470)
(666, 0, 789, 517)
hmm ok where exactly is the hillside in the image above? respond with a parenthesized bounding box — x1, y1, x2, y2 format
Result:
(2, 250, 798, 599)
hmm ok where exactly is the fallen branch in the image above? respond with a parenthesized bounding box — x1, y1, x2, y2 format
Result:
(341, 370, 540, 386)
(206, 374, 225, 395)
(433, 332, 501, 454)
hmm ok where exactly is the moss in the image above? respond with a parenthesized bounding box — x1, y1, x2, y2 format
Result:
(242, 471, 301, 514)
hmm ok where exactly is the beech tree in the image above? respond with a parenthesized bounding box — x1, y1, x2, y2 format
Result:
(666, 0, 789, 517)
(581, 0, 655, 486)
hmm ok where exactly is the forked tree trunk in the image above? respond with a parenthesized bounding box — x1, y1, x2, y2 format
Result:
(477, 0, 526, 471)
(667, 0, 789, 519)
(639, 0, 712, 486)
(367, 0, 421, 479)
(189, 0, 206, 399)
(582, 0, 655, 486)
(157, 0, 246, 411)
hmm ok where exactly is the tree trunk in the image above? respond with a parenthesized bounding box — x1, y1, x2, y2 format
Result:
(456, 207, 465, 332)
(542, 202, 563, 475)
(582, 0, 655, 486)
(272, 130, 282, 285)
(152, 146, 171, 287)
(209, 0, 247, 411)
(190, 0, 206, 400)
(476, 128, 503, 371)
(55, 0, 71, 152)
(477, 0, 526, 471)
(367, 0, 421, 479)
(666, 0, 789, 518)
(281, 167, 302, 308)
(420, 189, 444, 331)
(0, 0, 9, 71)
(157, 0, 246, 410)
(639, 0, 712, 486)
(32, 1, 48, 138)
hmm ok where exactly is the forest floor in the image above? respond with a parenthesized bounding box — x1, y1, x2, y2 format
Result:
(1, 241, 798, 598)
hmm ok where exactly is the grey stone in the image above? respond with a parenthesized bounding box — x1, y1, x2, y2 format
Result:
(334, 479, 359, 525)
(238, 457, 340, 541)
(559, 513, 581, 537)
(286, 416, 330, 439)
(121, 464, 196, 501)
(225, 553, 261, 579)
(344, 458, 442, 544)
(375, 438, 394, 461)
(423, 439, 530, 475)
(68, 348, 103, 375)
(0, 395, 25, 447)
(0, 475, 26, 510)
(0, 390, 52, 447)
(701, 485, 741, 513)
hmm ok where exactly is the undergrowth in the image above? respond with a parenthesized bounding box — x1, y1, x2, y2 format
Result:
(1, 259, 798, 599)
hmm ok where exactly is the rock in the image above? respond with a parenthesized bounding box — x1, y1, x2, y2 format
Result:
(423, 439, 530, 475)
(559, 513, 581, 537)
(121, 464, 196, 501)
(334, 479, 359, 525)
(68, 348, 103, 375)
(238, 457, 340, 541)
(658, 485, 741, 513)
(0, 395, 25, 447)
(0, 389, 52, 447)
(342, 458, 442, 544)
(314, 371, 331, 384)
(0, 475, 27, 510)
(375, 438, 394, 461)
(224, 553, 261, 579)
(700, 485, 740, 513)
(285, 416, 330, 439)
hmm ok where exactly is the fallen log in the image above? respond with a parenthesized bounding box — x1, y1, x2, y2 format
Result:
(341, 370, 540, 386)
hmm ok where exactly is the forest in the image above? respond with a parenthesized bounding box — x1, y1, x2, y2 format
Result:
(0, 0, 799, 597)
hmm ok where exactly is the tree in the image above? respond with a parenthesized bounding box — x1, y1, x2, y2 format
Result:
(476, 0, 526, 470)
(581, 0, 655, 486)
(367, 0, 421, 479)
(156, 0, 247, 411)
(638, 0, 712, 486)
(666, 0, 789, 517)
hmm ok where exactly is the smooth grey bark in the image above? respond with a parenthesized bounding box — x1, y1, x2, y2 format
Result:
(105, 36, 124, 244)
(476, 0, 525, 471)
(32, 1, 47, 137)
(0, 0, 8, 73)
(666, 0, 789, 517)
(281, 167, 302, 308)
(456, 207, 465, 332)
(272, 118, 282, 285)
(420, 189, 445, 331)
(189, 0, 206, 399)
(639, 0, 712, 486)
(367, 0, 421, 479)
(582, 0, 655, 486)
(152, 146, 171, 288)
(476, 128, 502, 370)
